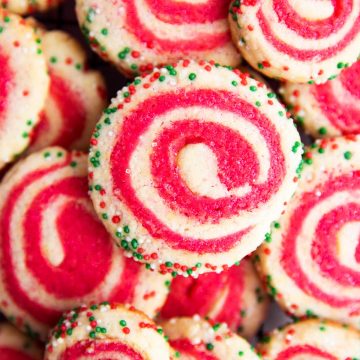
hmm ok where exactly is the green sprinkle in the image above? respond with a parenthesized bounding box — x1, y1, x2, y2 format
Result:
(232, 80, 238, 86)
(206, 343, 214, 351)
(344, 151, 352, 160)
(101, 28, 108, 35)
(249, 85, 257, 92)
(318, 127, 327, 135)
(212, 323, 221, 331)
(159, 75, 166, 82)
(189, 73, 196, 81)
(337, 62, 345, 69)
(119, 320, 127, 327)
(50, 56, 57, 64)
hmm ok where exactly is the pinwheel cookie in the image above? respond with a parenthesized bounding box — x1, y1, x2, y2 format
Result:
(257, 319, 360, 359)
(283, 61, 360, 138)
(162, 317, 260, 359)
(257, 135, 360, 328)
(28, 27, 107, 152)
(45, 303, 172, 359)
(160, 259, 269, 339)
(88, 60, 302, 276)
(76, 0, 241, 76)
(229, 0, 360, 83)
(0, 10, 49, 170)
(0, 148, 169, 340)
(0, 323, 43, 359)
(0, 0, 62, 15)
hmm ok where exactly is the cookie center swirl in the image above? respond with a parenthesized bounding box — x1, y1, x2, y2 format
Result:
(110, 89, 285, 253)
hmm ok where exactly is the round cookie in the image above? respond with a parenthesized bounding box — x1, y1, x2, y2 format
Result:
(76, 0, 241, 76)
(0, 147, 170, 340)
(0, 323, 43, 359)
(282, 61, 360, 138)
(256, 135, 360, 328)
(257, 319, 360, 359)
(160, 259, 269, 339)
(0, 10, 49, 170)
(0, 0, 62, 15)
(162, 317, 260, 359)
(229, 0, 360, 84)
(29, 27, 107, 152)
(88, 60, 303, 276)
(45, 303, 172, 359)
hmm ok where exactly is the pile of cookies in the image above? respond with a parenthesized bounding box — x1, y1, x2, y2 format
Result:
(0, 0, 359, 359)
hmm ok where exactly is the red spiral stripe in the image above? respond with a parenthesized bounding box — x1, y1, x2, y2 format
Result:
(45, 303, 172, 360)
(89, 62, 301, 274)
(61, 342, 144, 360)
(162, 317, 259, 359)
(0, 52, 12, 129)
(281, 172, 360, 308)
(230, 0, 360, 82)
(283, 61, 360, 137)
(31, 73, 87, 150)
(123, 0, 230, 52)
(160, 260, 268, 338)
(111, 89, 284, 253)
(276, 346, 336, 360)
(257, 0, 360, 61)
(77, 0, 240, 74)
(258, 136, 360, 327)
(257, 319, 360, 360)
(0, 149, 167, 339)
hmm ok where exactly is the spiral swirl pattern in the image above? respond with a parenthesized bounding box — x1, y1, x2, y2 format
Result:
(89, 61, 302, 275)
(30, 30, 107, 152)
(258, 135, 360, 328)
(283, 61, 360, 137)
(160, 259, 268, 338)
(229, 0, 360, 83)
(0, 10, 49, 169)
(45, 303, 172, 360)
(76, 0, 241, 75)
(0, 148, 169, 340)
(257, 319, 360, 360)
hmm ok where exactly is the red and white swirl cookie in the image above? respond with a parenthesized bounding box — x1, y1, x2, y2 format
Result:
(88, 61, 302, 276)
(162, 317, 260, 359)
(229, 0, 360, 83)
(0, 323, 43, 359)
(45, 303, 172, 359)
(282, 61, 360, 137)
(28, 28, 107, 152)
(257, 319, 360, 359)
(0, 147, 169, 340)
(0, 0, 62, 15)
(75, 0, 241, 76)
(0, 10, 49, 170)
(160, 259, 269, 339)
(257, 135, 360, 328)
(26, 28, 106, 151)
